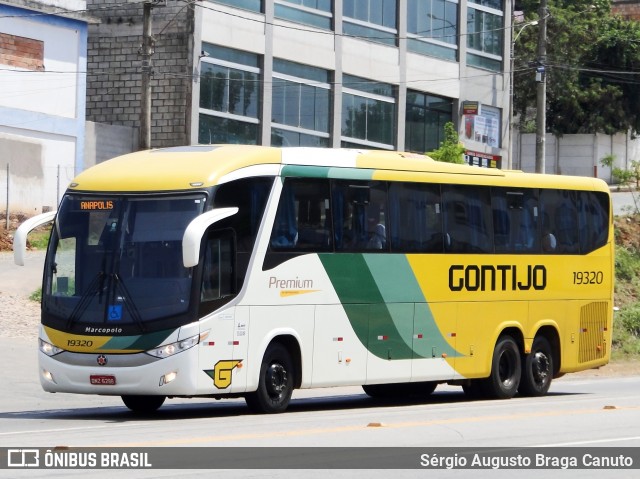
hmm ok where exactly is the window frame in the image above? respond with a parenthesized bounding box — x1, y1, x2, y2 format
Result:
(271, 63, 332, 147)
(198, 45, 261, 145)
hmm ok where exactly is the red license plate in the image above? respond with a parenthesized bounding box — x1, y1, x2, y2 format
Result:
(90, 375, 116, 385)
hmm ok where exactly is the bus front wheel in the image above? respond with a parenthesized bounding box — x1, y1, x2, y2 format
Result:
(519, 336, 553, 396)
(483, 335, 521, 399)
(121, 395, 165, 413)
(245, 343, 294, 414)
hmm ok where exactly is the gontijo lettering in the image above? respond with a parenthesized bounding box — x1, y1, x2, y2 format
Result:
(449, 264, 547, 291)
(80, 200, 114, 210)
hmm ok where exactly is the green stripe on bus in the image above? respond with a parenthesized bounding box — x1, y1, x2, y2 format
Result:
(280, 165, 375, 180)
(281, 165, 330, 178)
(319, 253, 460, 360)
(327, 168, 375, 180)
(101, 329, 175, 351)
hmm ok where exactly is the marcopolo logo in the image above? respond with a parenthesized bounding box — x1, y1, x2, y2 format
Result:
(449, 264, 547, 292)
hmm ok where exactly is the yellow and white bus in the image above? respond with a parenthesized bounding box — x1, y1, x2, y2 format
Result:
(15, 145, 614, 413)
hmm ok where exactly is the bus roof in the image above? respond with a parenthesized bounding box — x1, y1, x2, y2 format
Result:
(68, 145, 610, 193)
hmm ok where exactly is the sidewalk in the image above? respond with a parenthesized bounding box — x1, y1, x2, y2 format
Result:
(0, 250, 46, 298)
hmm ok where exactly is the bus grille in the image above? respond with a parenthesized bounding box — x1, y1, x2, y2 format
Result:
(579, 301, 608, 363)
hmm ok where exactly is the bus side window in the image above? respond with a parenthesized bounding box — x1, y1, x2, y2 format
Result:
(270, 178, 332, 251)
(389, 182, 442, 253)
(201, 230, 235, 302)
(577, 191, 610, 253)
(492, 188, 539, 254)
(443, 185, 492, 253)
(540, 189, 578, 254)
(332, 181, 388, 252)
(271, 180, 298, 248)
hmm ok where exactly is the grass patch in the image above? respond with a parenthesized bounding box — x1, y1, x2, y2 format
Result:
(29, 288, 41, 303)
(614, 240, 640, 359)
(27, 229, 51, 250)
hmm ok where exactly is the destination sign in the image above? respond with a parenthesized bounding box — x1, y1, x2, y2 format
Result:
(80, 200, 114, 210)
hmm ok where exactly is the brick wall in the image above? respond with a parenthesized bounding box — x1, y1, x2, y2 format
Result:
(86, 1, 195, 148)
(612, 0, 640, 20)
(0, 33, 44, 71)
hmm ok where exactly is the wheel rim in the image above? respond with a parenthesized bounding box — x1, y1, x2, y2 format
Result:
(266, 363, 288, 400)
(498, 348, 517, 388)
(531, 351, 550, 386)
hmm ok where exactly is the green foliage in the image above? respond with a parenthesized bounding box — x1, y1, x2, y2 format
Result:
(27, 229, 50, 250)
(426, 122, 465, 164)
(614, 243, 640, 358)
(29, 288, 41, 303)
(612, 312, 640, 358)
(618, 305, 640, 337)
(600, 153, 615, 168)
(615, 246, 640, 282)
(514, 0, 640, 136)
(613, 167, 634, 186)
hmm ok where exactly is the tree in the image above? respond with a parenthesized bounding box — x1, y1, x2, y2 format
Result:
(426, 122, 465, 164)
(514, 0, 640, 136)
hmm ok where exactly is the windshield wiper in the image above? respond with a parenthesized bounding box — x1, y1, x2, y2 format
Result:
(112, 273, 146, 333)
(65, 271, 105, 330)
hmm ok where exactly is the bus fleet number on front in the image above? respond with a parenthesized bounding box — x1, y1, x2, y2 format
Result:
(573, 271, 604, 285)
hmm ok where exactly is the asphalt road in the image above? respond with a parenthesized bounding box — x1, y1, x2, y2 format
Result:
(1, 332, 639, 478)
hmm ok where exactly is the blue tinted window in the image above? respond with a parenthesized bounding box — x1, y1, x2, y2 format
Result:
(198, 114, 259, 144)
(210, 0, 262, 13)
(271, 60, 331, 146)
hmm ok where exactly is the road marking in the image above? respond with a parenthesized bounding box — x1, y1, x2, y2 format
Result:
(101, 405, 640, 447)
(534, 436, 640, 447)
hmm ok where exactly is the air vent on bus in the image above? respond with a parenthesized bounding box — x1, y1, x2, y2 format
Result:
(578, 301, 608, 363)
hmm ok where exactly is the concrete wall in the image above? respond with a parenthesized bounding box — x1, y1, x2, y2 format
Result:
(85, 0, 195, 148)
(0, 1, 88, 214)
(84, 121, 137, 169)
(514, 131, 640, 183)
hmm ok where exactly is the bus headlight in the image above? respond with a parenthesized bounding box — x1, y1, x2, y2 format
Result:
(146, 333, 201, 359)
(39, 338, 63, 356)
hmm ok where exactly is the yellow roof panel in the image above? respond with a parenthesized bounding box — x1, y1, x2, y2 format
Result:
(70, 145, 282, 192)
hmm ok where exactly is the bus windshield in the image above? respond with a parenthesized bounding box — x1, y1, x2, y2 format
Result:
(42, 194, 206, 332)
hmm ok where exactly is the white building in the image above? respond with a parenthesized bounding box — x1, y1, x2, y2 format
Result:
(84, 1, 512, 167)
(0, 0, 92, 213)
(193, 0, 510, 166)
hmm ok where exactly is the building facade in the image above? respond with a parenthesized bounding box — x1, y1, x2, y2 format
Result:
(86, 0, 513, 166)
(0, 0, 92, 213)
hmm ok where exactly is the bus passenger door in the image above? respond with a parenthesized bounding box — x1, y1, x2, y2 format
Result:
(196, 229, 246, 394)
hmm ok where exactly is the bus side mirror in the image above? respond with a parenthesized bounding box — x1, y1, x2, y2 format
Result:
(182, 207, 238, 268)
(13, 211, 57, 266)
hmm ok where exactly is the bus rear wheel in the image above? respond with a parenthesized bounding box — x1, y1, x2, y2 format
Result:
(519, 336, 553, 397)
(482, 335, 521, 399)
(245, 343, 294, 414)
(121, 395, 165, 413)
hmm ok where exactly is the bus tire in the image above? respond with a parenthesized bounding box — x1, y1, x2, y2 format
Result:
(519, 336, 553, 397)
(482, 335, 521, 399)
(121, 395, 165, 413)
(245, 343, 294, 414)
(462, 380, 486, 399)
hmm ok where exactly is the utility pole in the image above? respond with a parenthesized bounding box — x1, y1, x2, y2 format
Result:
(535, 0, 547, 174)
(140, 2, 154, 150)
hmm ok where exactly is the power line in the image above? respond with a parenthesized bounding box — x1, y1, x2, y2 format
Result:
(0, 0, 149, 19)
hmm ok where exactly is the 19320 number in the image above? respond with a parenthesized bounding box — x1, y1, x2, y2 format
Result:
(67, 339, 94, 347)
(573, 271, 604, 285)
